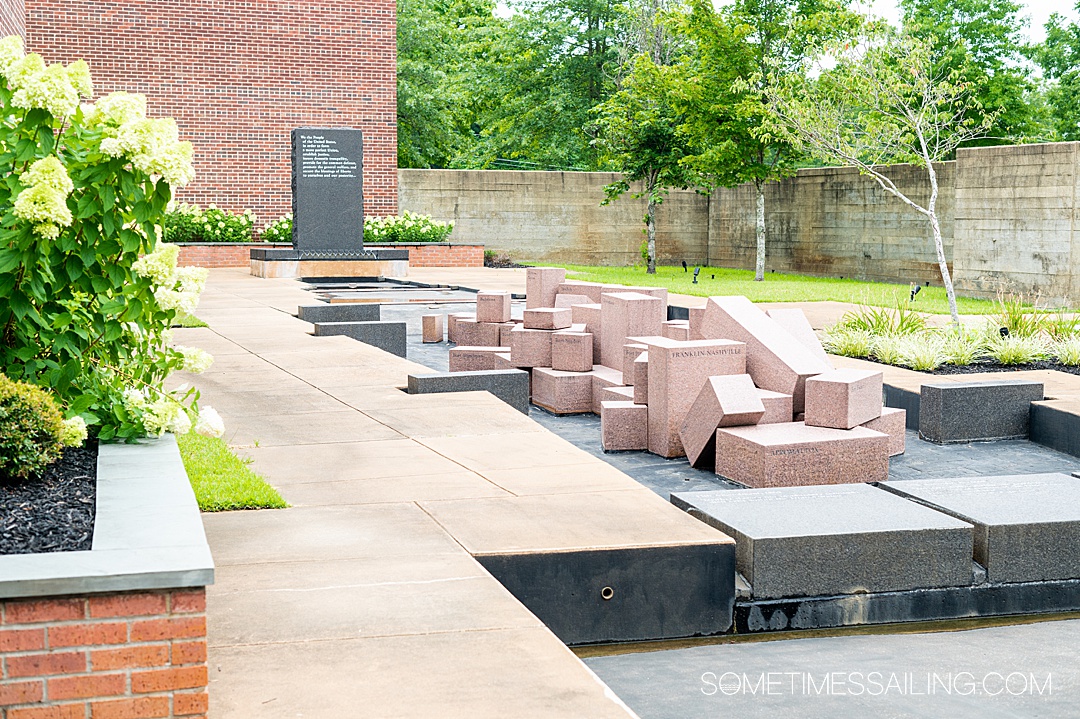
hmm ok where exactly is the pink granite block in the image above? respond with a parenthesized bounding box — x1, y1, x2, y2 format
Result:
(622, 343, 648, 383)
(493, 352, 515, 370)
(689, 306, 706, 340)
(558, 281, 607, 303)
(526, 267, 566, 309)
(532, 367, 593, 414)
(639, 337, 748, 458)
(524, 307, 573, 330)
(455, 319, 503, 347)
(766, 308, 833, 368)
(476, 291, 512, 323)
(715, 422, 889, 488)
(804, 368, 883, 429)
(602, 385, 637, 403)
(590, 365, 624, 415)
(679, 374, 765, 468)
(600, 292, 664, 368)
(508, 325, 553, 367)
(449, 346, 505, 372)
(559, 323, 588, 334)
(498, 322, 520, 347)
(602, 285, 668, 310)
(551, 332, 594, 372)
(633, 352, 648, 405)
(421, 314, 444, 343)
(700, 296, 830, 412)
(572, 303, 603, 362)
(862, 407, 906, 456)
(757, 389, 794, 424)
(662, 320, 691, 341)
(601, 401, 648, 451)
(447, 312, 474, 344)
(555, 293, 592, 309)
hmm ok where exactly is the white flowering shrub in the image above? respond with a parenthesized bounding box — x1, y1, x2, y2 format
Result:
(260, 213, 292, 243)
(364, 211, 453, 243)
(0, 37, 220, 441)
(163, 203, 256, 243)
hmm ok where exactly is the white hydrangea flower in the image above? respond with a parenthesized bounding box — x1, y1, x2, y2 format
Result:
(0, 35, 24, 76)
(13, 183, 73, 235)
(177, 345, 213, 374)
(174, 266, 208, 294)
(167, 408, 192, 435)
(132, 243, 180, 284)
(122, 387, 147, 410)
(142, 396, 180, 436)
(12, 63, 80, 117)
(21, 156, 74, 194)
(195, 406, 225, 438)
(89, 91, 147, 128)
(59, 416, 88, 447)
(6, 52, 44, 91)
(66, 59, 92, 98)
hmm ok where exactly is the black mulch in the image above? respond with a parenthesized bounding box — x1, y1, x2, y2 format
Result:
(0, 441, 98, 555)
(484, 256, 527, 269)
(860, 357, 1080, 377)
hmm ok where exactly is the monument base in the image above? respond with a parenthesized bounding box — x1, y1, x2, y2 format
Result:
(249, 247, 409, 279)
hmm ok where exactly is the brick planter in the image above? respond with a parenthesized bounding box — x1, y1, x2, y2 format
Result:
(174, 242, 484, 269)
(0, 437, 214, 719)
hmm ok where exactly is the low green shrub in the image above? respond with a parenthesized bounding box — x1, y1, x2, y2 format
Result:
(163, 203, 256, 243)
(0, 375, 85, 481)
(987, 336, 1049, 366)
(261, 213, 292, 243)
(898, 335, 946, 371)
(1054, 337, 1080, 366)
(365, 210, 453, 243)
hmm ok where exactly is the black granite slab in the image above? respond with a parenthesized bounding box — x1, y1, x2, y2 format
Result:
(919, 380, 1043, 443)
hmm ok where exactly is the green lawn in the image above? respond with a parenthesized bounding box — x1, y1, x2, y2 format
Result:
(177, 432, 288, 512)
(545, 264, 1006, 315)
(174, 315, 209, 328)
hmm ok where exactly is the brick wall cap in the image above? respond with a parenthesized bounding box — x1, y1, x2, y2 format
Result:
(169, 242, 289, 247)
(0, 436, 214, 600)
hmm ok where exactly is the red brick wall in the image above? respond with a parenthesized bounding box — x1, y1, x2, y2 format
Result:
(22, 0, 398, 223)
(175, 243, 485, 268)
(0, 0, 22, 38)
(1, 589, 208, 718)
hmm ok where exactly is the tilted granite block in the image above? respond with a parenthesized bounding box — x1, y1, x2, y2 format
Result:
(672, 484, 973, 599)
(919, 380, 1044, 443)
(766, 308, 832, 368)
(689, 306, 706, 340)
(551, 332, 593, 372)
(804, 368, 883, 429)
(524, 307, 573, 330)
(447, 312, 474, 343)
(863, 407, 906, 456)
(449, 346, 506, 372)
(638, 337, 748, 458)
(526, 267, 566, 308)
(601, 385, 637, 403)
(476, 291, 512, 323)
(571, 303, 602, 363)
(600, 292, 664, 368)
(757, 389, 793, 425)
(662, 320, 691, 341)
(622, 342, 648, 382)
(715, 422, 889, 488)
(880, 473, 1080, 583)
(532, 367, 593, 414)
(407, 369, 530, 414)
(557, 281, 605, 304)
(633, 352, 649, 405)
(313, 321, 407, 357)
(700, 296, 830, 412)
(680, 374, 766, 469)
(508, 325, 553, 367)
(455, 319, 503, 347)
(590, 365, 625, 415)
(555, 293, 592, 309)
(299, 302, 380, 323)
(421, 314, 444, 343)
(601, 401, 648, 451)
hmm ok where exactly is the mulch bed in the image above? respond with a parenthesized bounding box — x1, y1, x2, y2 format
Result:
(0, 441, 98, 555)
(484, 256, 527, 269)
(860, 357, 1080, 377)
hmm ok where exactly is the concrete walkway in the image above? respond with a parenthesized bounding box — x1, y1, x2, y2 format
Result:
(175, 269, 729, 717)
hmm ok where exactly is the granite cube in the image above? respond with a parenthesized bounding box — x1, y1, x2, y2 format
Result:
(688, 306, 706, 340)
(602, 385, 637, 403)
(555, 293, 592, 309)
(600, 292, 664, 368)
(572, 303, 603, 363)
(455, 319, 503, 347)
(662, 320, 691, 341)
(601, 401, 648, 451)
(757, 389, 794, 425)
(804, 368, 884, 429)
(526, 267, 566, 308)
(422, 314, 444, 343)
(532, 367, 593, 414)
(680, 374, 766, 468)
(590, 365, 625, 415)
(633, 353, 649, 405)
(558, 281, 606, 304)
(552, 332, 594, 372)
(447, 312, 474, 343)
(622, 342, 648, 382)
(524, 307, 573, 330)
(508, 325, 553, 367)
(863, 407, 906, 456)
(449, 346, 506, 372)
(476, 291, 512, 323)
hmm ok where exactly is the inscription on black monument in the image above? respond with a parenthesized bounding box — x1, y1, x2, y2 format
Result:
(291, 128, 365, 258)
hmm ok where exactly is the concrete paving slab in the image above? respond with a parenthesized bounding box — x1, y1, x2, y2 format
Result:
(479, 462, 649, 496)
(363, 401, 542, 438)
(223, 409, 404, 447)
(279, 473, 510, 505)
(419, 432, 601, 472)
(237, 439, 473, 483)
(182, 387, 348, 418)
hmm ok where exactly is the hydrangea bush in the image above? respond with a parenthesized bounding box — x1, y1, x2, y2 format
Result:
(260, 213, 292, 243)
(364, 211, 453, 243)
(163, 202, 256, 243)
(0, 37, 222, 441)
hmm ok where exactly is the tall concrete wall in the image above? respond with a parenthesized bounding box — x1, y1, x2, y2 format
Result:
(399, 169, 709, 267)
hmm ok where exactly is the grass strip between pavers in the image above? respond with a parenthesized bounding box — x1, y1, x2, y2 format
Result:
(178, 432, 288, 512)
(543, 264, 1009, 315)
(174, 315, 209, 328)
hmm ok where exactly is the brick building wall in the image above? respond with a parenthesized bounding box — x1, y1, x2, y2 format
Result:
(1, 589, 208, 718)
(18, 0, 397, 223)
(0, 0, 21, 38)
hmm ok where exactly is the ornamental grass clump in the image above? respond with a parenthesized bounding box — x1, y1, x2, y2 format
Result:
(822, 328, 874, 358)
(988, 336, 1050, 366)
(1054, 337, 1080, 366)
(836, 300, 926, 337)
(365, 210, 453, 243)
(940, 329, 986, 366)
(898, 335, 946, 371)
(870, 334, 905, 365)
(0, 36, 223, 441)
(163, 203, 256, 243)
(0, 374, 85, 481)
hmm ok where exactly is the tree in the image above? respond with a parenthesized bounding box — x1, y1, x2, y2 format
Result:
(900, 0, 1048, 143)
(592, 55, 694, 273)
(1034, 4, 1080, 141)
(672, 0, 854, 281)
(765, 28, 995, 324)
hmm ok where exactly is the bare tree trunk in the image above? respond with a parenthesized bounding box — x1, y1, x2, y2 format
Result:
(646, 195, 657, 275)
(754, 181, 766, 282)
(925, 162, 959, 325)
